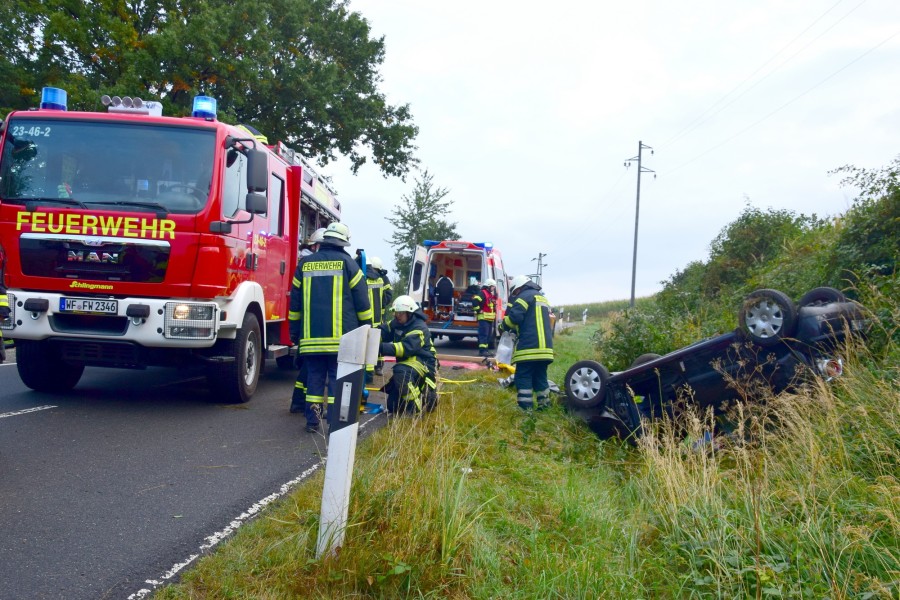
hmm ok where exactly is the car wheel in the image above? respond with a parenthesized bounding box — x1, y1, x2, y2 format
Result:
(629, 353, 662, 368)
(564, 360, 610, 409)
(738, 288, 797, 346)
(797, 287, 846, 307)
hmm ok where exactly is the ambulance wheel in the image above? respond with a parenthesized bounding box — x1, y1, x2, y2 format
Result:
(16, 340, 84, 392)
(207, 312, 261, 403)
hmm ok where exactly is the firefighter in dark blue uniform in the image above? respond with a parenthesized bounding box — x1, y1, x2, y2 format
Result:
(379, 295, 438, 414)
(289, 227, 326, 414)
(364, 258, 385, 384)
(373, 257, 392, 376)
(499, 275, 554, 410)
(289, 222, 373, 432)
(0, 285, 9, 363)
(472, 278, 497, 357)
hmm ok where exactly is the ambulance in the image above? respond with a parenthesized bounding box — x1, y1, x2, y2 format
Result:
(407, 240, 509, 341)
(0, 87, 339, 402)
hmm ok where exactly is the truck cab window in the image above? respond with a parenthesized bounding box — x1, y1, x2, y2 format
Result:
(222, 149, 247, 218)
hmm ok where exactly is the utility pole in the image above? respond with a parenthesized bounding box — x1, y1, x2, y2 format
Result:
(624, 141, 655, 308)
(532, 252, 547, 286)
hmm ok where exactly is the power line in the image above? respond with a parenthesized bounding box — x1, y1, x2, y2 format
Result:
(658, 0, 860, 151)
(662, 27, 899, 177)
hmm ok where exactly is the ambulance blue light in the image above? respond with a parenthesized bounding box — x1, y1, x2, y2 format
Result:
(474, 242, 493, 249)
(192, 95, 217, 119)
(423, 240, 439, 247)
(40, 87, 68, 111)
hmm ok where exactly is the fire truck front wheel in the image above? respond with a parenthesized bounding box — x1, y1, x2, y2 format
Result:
(16, 340, 85, 393)
(206, 313, 262, 403)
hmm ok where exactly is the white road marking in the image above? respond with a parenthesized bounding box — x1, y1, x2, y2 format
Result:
(0, 405, 56, 419)
(127, 415, 383, 599)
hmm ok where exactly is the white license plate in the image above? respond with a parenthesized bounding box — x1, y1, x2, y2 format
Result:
(59, 297, 118, 315)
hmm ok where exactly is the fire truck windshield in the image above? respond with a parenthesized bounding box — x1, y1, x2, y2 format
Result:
(0, 118, 216, 214)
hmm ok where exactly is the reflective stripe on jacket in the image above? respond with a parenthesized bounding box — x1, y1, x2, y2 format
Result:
(380, 309, 437, 375)
(501, 282, 553, 363)
(472, 286, 496, 321)
(289, 244, 373, 354)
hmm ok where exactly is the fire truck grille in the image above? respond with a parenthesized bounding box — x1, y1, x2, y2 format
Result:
(20, 236, 170, 283)
(59, 340, 142, 367)
(50, 314, 129, 336)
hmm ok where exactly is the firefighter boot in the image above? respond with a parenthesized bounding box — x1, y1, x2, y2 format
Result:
(305, 404, 322, 433)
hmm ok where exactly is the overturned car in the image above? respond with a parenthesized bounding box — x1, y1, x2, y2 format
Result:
(564, 287, 868, 440)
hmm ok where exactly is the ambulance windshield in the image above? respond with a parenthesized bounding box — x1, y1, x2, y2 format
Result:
(0, 119, 216, 214)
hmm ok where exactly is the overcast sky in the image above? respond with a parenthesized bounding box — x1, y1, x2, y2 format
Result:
(320, 0, 900, 305)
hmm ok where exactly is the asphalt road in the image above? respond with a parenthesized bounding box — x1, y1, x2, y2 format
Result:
(0, 351, 386, 600)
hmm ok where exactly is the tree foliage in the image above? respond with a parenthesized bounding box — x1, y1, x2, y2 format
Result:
(0, 0, 418, 177)
(385, 170, 458, 289)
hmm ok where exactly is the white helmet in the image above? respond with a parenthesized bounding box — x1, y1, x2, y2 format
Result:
(369, 256, 383, 270)
(307, 227, 327, 244)
(484, 278, 496, 287)
(510, 274, 531, 291)
(323, 222, 351, 246)
(392, 295, 418, 313)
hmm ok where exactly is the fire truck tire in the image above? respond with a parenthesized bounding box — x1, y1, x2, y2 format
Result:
(16, 340, 84, 392)
(207, 313, 261, 403)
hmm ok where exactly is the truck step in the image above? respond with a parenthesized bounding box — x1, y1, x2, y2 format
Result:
(267, 344, 291, 359)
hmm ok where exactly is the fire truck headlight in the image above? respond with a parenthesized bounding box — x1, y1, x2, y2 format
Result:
(164, 302, 216, 340)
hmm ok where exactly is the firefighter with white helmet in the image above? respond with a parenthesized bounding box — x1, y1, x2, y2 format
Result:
(378, 295, 438, 414)
(499, 275, 554, 410)
(472, 278, 498, 357)
(289, 221, 373, 432)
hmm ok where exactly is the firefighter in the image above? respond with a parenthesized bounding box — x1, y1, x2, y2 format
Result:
(472, 278, 497, 357)
(289, 222, 373, 432)
(0, 284, 9, 363)
(379, 295, 438, 414)
(499, 275, 554, 410)
(289, 227, 327, 414)
(374, 257, 393, 324)
(364, 257, 386, 384)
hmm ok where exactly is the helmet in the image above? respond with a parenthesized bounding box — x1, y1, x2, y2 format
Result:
(392, 295, 418, 313)
(484, 278, 496, 287)
(322, 222, 351, 246)
(510, 274, 531, 291)
(307, 227, 327, 244)
(369, 256, 383, 270)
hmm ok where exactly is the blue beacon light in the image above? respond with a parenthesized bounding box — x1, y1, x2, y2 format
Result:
(192, 95, 217, 119)
(40, 87, 68, 111)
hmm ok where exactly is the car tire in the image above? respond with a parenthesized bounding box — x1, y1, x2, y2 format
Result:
(564, 360, 610, 409)
(797, 287, 846, 307)
(629, 353, 662, 368)
(738, 288, 797, 346)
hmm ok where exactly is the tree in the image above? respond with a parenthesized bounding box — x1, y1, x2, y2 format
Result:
(0, 0, 418, 178)
(386, 170, 458, 290)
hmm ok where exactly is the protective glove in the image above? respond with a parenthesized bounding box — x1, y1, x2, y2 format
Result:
(0, 307, 10, 320)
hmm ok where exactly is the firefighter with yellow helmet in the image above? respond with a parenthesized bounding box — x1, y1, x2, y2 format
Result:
(379, 295, 438, 414)
(289, 222, 373, 432)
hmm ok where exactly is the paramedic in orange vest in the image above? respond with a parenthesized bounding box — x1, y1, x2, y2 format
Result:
(472, 278, 497, 357)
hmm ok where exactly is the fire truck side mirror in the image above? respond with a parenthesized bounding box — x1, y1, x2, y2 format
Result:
(246, 149, 269, 193)
(245, 192, 267, 215)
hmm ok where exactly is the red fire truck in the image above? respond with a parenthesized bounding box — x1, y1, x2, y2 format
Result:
(0, 87, 339, 402)
(407, 240, 509, 342)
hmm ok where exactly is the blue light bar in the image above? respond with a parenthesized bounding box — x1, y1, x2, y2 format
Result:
(423, 240, 439, 247)
(40, 87, 68, 111)
(474, 242, 493, 249)
(192, 95, 217, 119)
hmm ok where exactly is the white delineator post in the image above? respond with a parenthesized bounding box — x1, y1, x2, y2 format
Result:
(315, 325, 382, 559)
